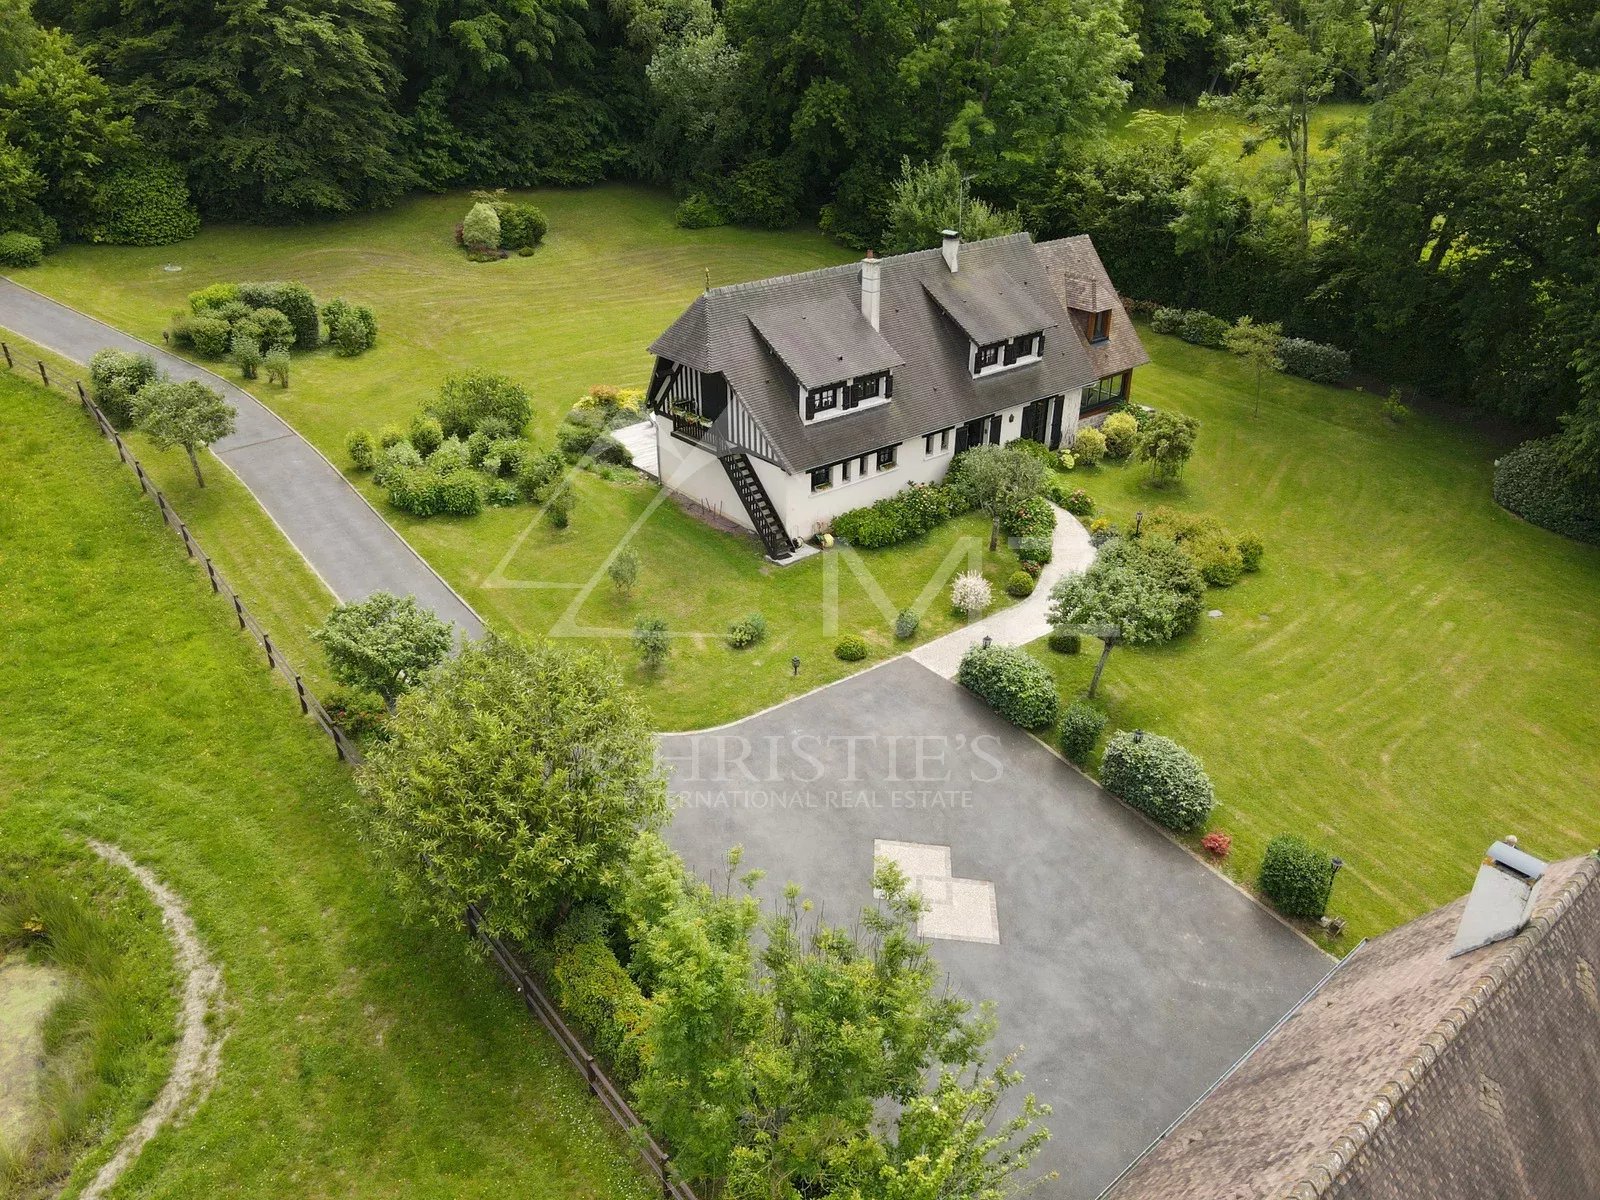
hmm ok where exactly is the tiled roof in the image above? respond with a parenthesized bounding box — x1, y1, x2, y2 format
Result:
(649, 232, 1143, 473)
(1104, 853, 1600, 1200)
(1034, 234, 1151, 379)
(920, 265, 1060, 345)
(748, 300, 902, 391)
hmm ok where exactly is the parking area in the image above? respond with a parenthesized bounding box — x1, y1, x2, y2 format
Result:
(659, 656, 1331, 1198)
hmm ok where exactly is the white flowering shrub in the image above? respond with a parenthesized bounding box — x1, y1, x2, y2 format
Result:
(951, 571, 992, 617)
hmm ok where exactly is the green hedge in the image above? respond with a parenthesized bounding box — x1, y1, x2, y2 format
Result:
(830, 482, 970, 549)
(1258, 834, 1335, 919)
(956, 643, 1059, 729)
(84, 159, 200, 246)
(1278, 337, 1351, 384)
(1492, 438, 1600, 546)
(0, 231, 44, 267)
(1058, 700, 1106, 764)
(1099, 731, 1215, 831)
(549, 935, 649, 1084)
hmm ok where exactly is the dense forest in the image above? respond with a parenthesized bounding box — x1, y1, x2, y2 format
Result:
(0, 0, 1597, 514)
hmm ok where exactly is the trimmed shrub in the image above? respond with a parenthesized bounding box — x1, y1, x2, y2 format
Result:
(0, 230, 44, 267)
(1058, 450, 1076, 471)
(385, 465, 441, 516)
(373, 439, 422, 487)
(1176, 308, 1229, 348)
(435, 468, 485, 516)
(1150, 306, 1184, 335)
(1278, 337, 1351, 384)
(428, 435, 470, 474)
(516, 245, 535, 257)
(829, 482, 969, 549)
(1017, 534, 1053, 565)
(1193, 535, 1244, 587)
(1047, 629, 1081, 654)
(675, 194, 726, 229)
(229, 332, 263, 379)
(495, 202, 548, 250)
(377, 424, 408, 450)
(893, 609, 919, 640)
(549, 934, 648, 1084)
(1238, 533, 1265, 572)
(1100, 731, 1215, 832)
(956, 643, 1059, 729)
(322, 688, 389, 740)
(1000, 494, 1056, 540)
(462, 201, 501, 250)
(727, 612, 768, 649)
(543, 488, 576, 529)
(1201, 831, 1233, 858)
(1072, 426, 1107, 466)
(1258, 834, 1335, 919)
(188, 282, 241, 313)
(1058, 700, 1107, 763)
(346, 429, 376, 471)
(432, 369, 531, 439)
(951, 570, 992, 616)
(834, 634, 868, 661)
(409, 414, 444, 458)
(1492, 438, 1600, 545)
(239, 306, 295, 352)
(263, 348, 291, 387)
(332, 313, 373, 356)
(89, 348, 158, 429)
(1102, 412, 1139, 460)
(1005, 570, 1036, 598)
(466, 430, 491, 466)
(1051, 483, 1095, 517)
(185, 316, 232, 359)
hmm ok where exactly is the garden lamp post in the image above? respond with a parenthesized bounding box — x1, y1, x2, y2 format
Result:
(982, 635, 992, 649)
(1087, 624, 1121, 699)
(791, 656, 801, 677)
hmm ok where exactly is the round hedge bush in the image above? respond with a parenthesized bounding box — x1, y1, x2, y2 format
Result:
(1058, 700, 1106, 764)
(1099, 731, 1215, 832)
(1492, 438, 1600, 546)
(1257, 834, 1335, 919)
(1005, 570, 1036, 598)
(1047, 629, 1081, 654)
(893, 608, 919, 639)
(956, 643, 1059, 729)
(834, 634, 868, 661)
(0, 231, 44, 268)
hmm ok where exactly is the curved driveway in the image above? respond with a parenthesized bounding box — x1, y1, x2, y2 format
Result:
(659, 657, 1331, 1198)
(0, 278, 484, 639)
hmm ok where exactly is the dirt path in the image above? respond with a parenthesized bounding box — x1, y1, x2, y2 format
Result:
(82, 841, 225, 1200)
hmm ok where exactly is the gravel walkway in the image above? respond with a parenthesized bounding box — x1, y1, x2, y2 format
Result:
(910, 502, 1095, 678)
(0, 278, 485, 639)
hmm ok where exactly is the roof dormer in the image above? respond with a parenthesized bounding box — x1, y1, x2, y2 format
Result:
(922, 265, 1055, 379)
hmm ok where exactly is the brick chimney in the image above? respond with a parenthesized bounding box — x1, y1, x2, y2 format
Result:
(941, 229, 960, 273)
(861, 250, 881, 330)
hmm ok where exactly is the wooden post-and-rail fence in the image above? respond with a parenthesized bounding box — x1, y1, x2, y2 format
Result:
(6, 338, 707, 1200)
(2, 339, 363, 766)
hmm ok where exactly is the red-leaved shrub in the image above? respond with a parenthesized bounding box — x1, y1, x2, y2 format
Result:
(1201, 831, 1233, 858)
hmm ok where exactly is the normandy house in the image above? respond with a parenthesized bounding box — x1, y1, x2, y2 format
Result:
(646, 230, 1148, 560)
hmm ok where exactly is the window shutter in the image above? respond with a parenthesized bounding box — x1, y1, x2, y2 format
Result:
(844, 380, 860, 410)
(805, 391, 816, 420)
(885, 373, 894, 398)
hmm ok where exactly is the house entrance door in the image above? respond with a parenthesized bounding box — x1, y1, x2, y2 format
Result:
(1019, 398, 1049, 443)
(962, 417, 988, 448)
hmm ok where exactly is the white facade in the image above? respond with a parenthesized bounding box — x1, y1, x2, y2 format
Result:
(654, 387, 1085, 545)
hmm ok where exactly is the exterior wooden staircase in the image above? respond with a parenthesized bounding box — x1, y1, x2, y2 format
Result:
(719, 452, 796, 561)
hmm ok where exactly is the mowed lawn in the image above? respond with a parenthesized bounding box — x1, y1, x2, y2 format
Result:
(0, 371, 655, 1198)
(17, 188, 1029, 728)
(1028, 329, 1600, 943)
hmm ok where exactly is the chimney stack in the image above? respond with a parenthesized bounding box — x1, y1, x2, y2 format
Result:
(861, 251, 881, 330)
(1449, 839, 1548, 957)
(941, 229, 960, 273)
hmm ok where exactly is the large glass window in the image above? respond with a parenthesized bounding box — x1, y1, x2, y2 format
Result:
(1081, 374, 1127, 413)
(1089, 311, 1112, 342)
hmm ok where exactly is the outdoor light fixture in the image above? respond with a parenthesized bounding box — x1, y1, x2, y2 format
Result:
(1133, 729, 1144, 743)
(791, 656, 801, 676)
(982, 635, 992, 649)
(1134, 511, 1144, 536)
(1331, 856, 1345, 874)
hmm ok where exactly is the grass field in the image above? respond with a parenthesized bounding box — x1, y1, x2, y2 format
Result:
(1107, 101, 1367, 185)
(0, 330, 338, 693)
(0, 369, 656, 1198)
(1026, 327, 1600, 945)
(15, 188, 1029, 728)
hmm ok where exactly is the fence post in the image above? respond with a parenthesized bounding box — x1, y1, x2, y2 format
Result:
(233, 593, 246, 630)
(263, 631, 276, 670)
(332, 725, 347, 761)
(76, 380, 87, 404)
(294, 674, 309, 714)
(204, 556, 219, 593)
(37, 360, 48, 387)
(1, 341, 11, 368)
(179, 522, 195, 558)
(134, 462, 148, 494)
(156, 491, 171, 526)
(112, 431, 127, 464)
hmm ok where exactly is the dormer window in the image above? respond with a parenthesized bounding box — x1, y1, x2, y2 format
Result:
(805, 383, 842, 419)
(972, 332, 1043, 377)
(1088, 311, 1112, 343)
(803, 371, 892, 422)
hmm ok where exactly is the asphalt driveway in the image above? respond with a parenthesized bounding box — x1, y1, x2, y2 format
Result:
(0, 279, 484, 638)
(659, 657, 1331, 1198)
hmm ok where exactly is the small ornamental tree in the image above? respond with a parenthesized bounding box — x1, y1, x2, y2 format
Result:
(1136, 409, 1200, 484)
(228, 331, 262, 379)
(352, 638, 668, 943)
(1224, 316, 1283, 415)
(88, 347, 158, 429)
(607, 547, 640, 594)
(1258, 834, 1336, 918)
(1099, 730, 1216, 832)
(132, 379, 236, 487)
(1048, 535, 1205, 646)
(312, 592, 453, 713)
(634, 614, 669, 670)
(952, 443, 1048, 550)
(951, 570, 992, 617)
